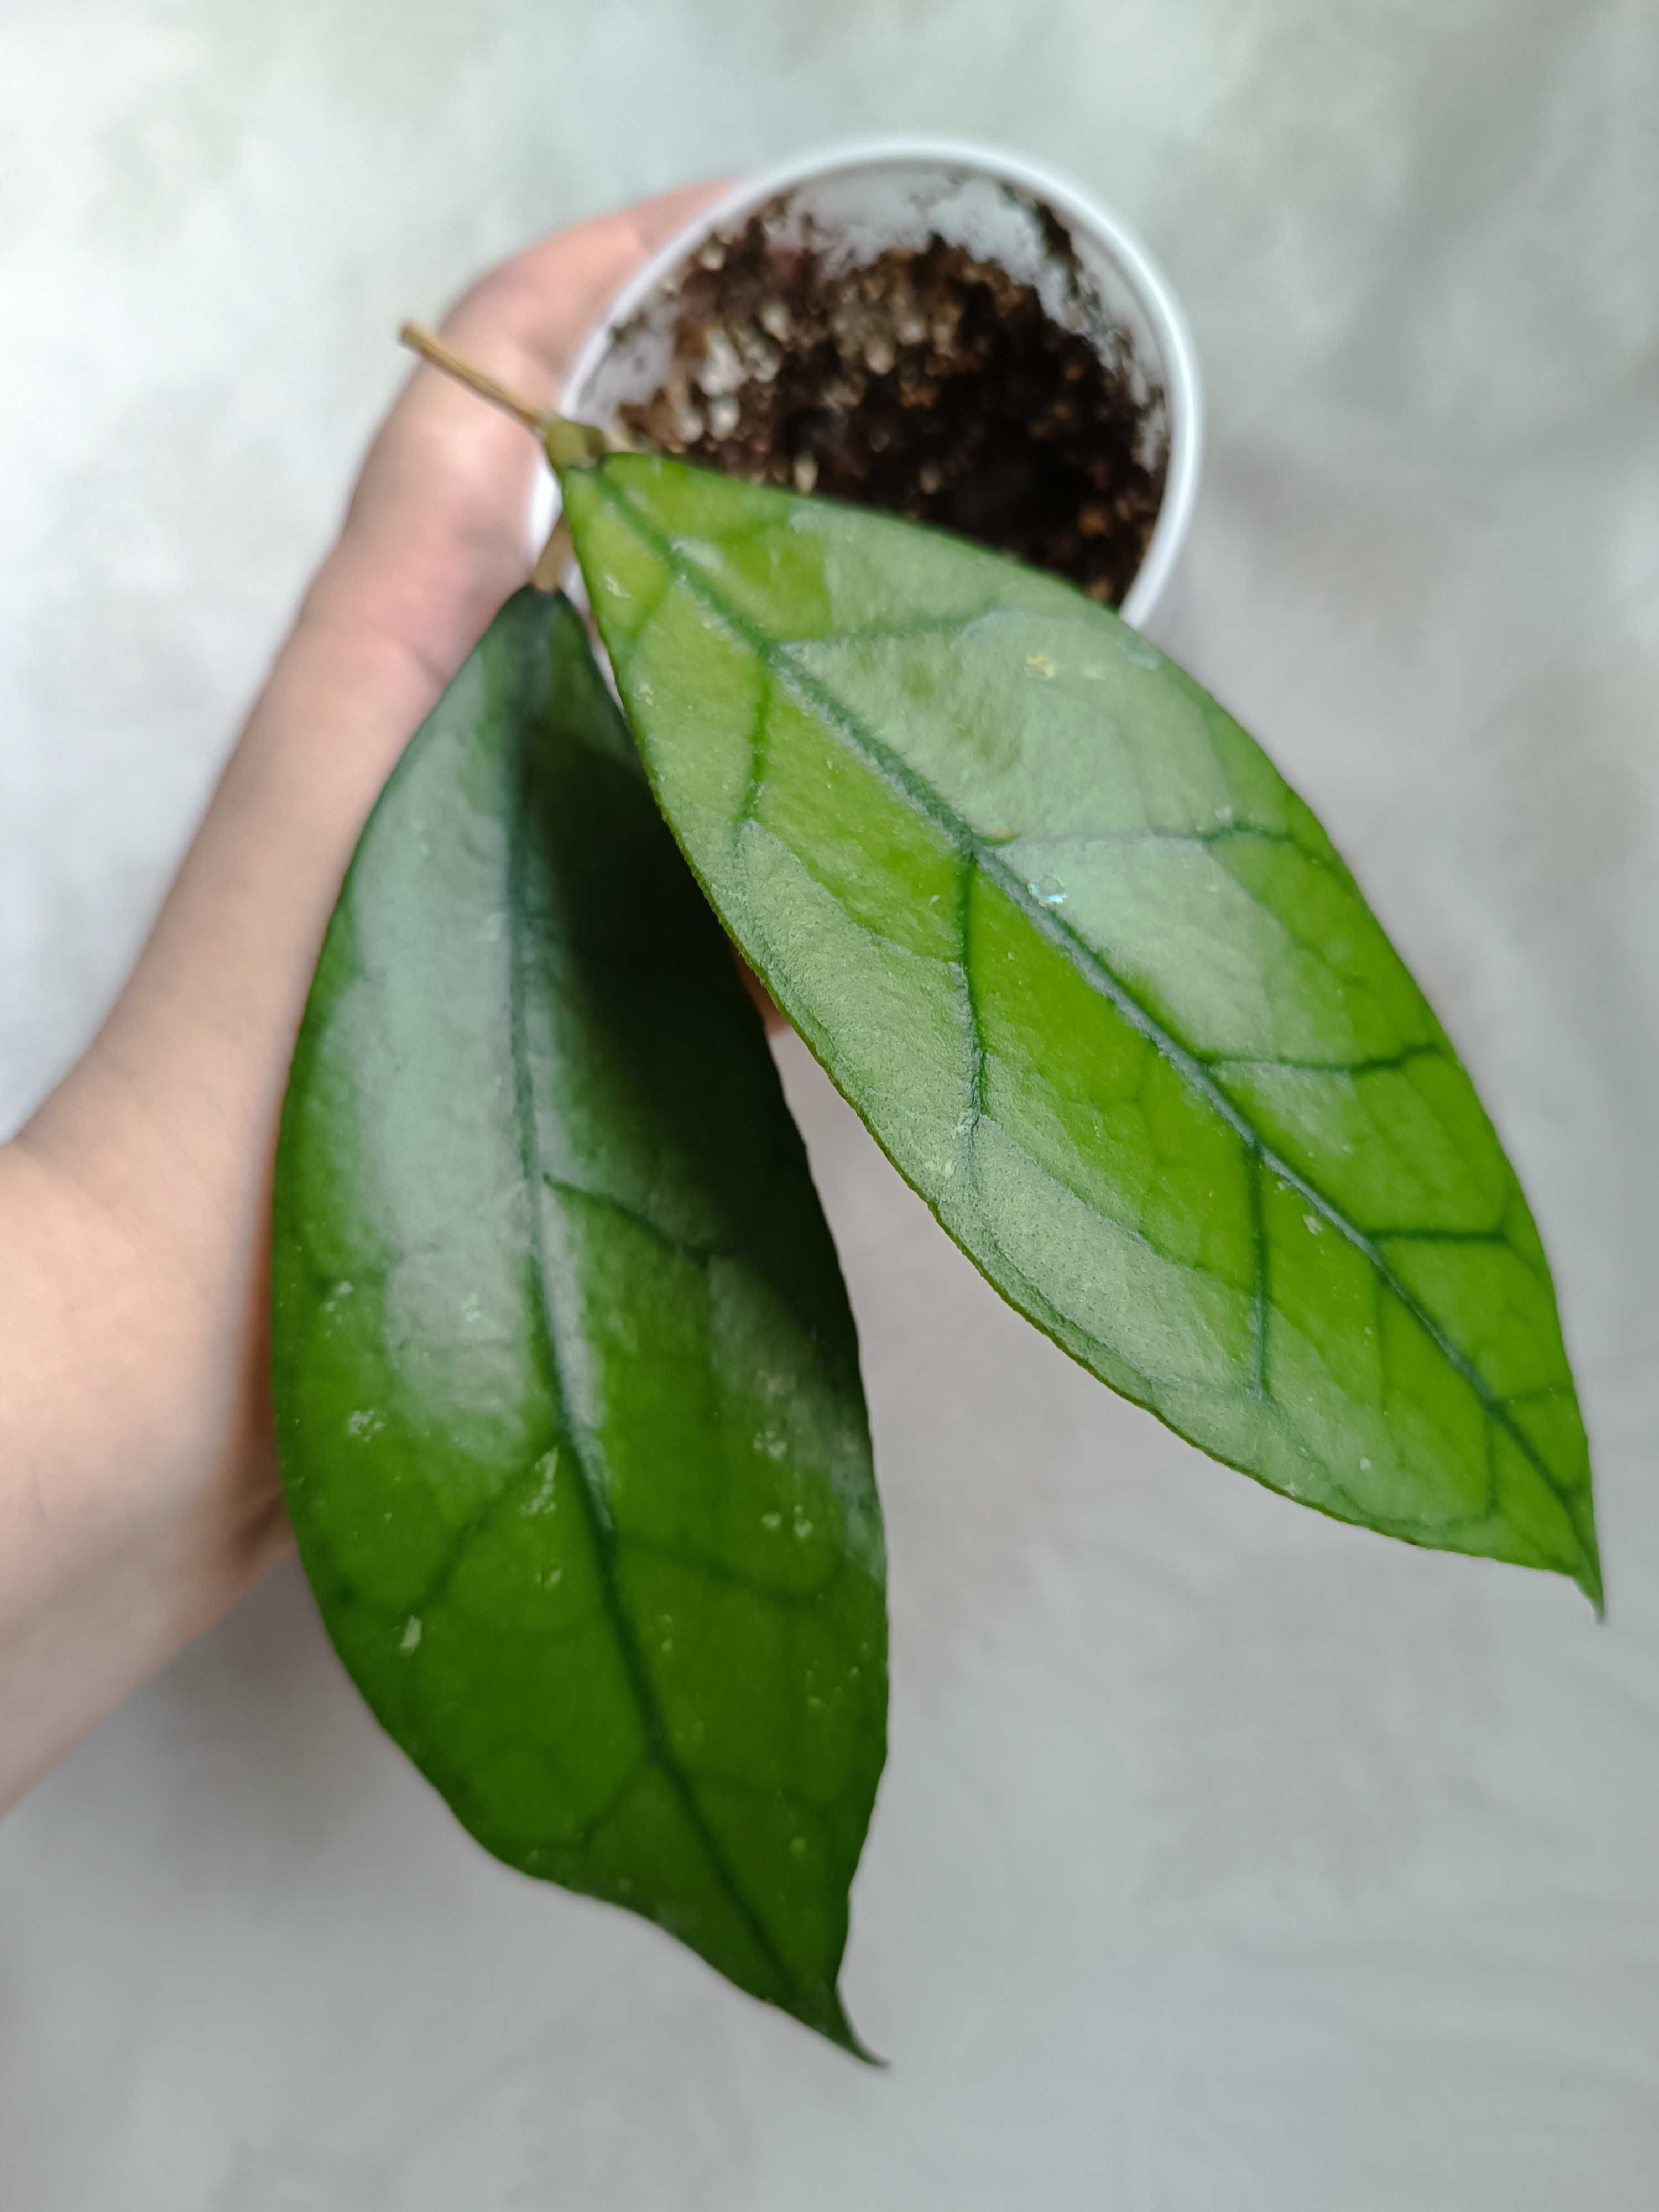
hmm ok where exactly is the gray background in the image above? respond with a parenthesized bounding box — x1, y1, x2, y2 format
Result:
(3, 2, 1657, 2204)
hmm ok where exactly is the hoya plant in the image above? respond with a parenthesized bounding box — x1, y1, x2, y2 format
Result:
(270, 331, 1597, 2056)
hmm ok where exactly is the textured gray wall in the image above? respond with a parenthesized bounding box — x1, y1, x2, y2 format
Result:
(3, 3, 1657, 2206)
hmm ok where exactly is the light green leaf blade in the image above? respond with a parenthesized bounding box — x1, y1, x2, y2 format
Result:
(271, 589, 887, 2048)
(561, 455, 1599, 1606)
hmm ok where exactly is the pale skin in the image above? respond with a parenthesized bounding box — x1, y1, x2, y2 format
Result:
(0, 185, 722, 1816)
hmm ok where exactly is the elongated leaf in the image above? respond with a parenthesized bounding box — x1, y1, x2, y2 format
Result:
(271, 589, 886, 2048)
(559, 456, 1599, 1605)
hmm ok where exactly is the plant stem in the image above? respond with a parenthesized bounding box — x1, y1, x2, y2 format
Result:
(398, 323, 607, 467)
(399, 322, 549, 431)
(531, 516, 573, 594)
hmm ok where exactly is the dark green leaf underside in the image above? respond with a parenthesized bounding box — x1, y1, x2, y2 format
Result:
(562, 456, 1599, 1606)
(272, 591, 886, 2047)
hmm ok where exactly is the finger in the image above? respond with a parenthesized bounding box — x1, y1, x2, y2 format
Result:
(459, 179, 723, 394)
(305, 182, 726, 692)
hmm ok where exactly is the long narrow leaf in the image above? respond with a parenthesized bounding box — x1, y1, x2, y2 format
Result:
(272, 590, 886, 2047)
(561, 457, 1599, 1606)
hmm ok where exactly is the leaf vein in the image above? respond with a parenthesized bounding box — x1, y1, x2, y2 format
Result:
(505, 732, 804, 2011)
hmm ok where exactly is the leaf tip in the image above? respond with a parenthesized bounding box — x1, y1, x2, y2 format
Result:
(1577, 1544, 1605, 1621)
(827, 2004, 887, 2069)
(790, 1980, 884, 2064)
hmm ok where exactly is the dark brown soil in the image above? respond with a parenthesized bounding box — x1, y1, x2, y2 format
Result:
(617, 213, 1167, 607)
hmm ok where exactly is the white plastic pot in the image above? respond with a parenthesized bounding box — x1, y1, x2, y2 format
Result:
(532, 136, 1202, 633)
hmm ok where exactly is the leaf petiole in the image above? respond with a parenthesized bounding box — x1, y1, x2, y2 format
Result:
(398, 320, 609, 468)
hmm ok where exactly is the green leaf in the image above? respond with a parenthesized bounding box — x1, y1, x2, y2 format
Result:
(559, 455, 1600, 1606)
(271, 589, 887, 2048)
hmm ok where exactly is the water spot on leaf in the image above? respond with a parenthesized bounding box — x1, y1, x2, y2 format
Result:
(525, 1448, 561, 1512)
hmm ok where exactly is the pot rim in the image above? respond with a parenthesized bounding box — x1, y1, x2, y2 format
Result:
(544, 134, 1203, 632)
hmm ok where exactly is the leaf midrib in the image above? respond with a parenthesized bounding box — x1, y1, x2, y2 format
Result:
(592, 469, 1596, 1599)
(499, 667, 813, 2013)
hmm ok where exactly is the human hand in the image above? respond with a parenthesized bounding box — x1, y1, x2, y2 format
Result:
(0, 184, 719, 1812)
